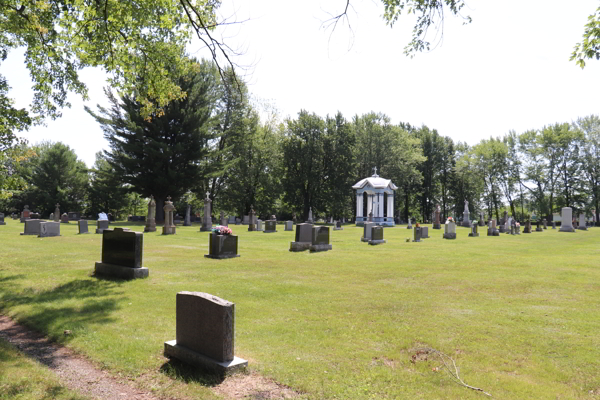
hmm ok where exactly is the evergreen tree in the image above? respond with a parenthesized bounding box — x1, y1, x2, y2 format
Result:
(87, 60, 218, 222)
(87, 152, 128, 218)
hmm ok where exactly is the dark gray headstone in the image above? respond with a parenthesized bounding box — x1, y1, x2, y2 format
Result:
(413, 227, 421, 242)
(295, 223, 312, 243)
(264, 220, 277, 233)
(67, 212, 80, 221)
(420, 226, 429, 238)
(96, 220, 109, 234)
(21, 219, 42, 235)
(205, 233, 240, 259)
(39, 221, 61, 237)
(101, 228, 143, 268)
(310, 226, 332, 252)
(0, 213, 5, 225)
(78, 220, 89, 234)
(176, 292, 235, 362)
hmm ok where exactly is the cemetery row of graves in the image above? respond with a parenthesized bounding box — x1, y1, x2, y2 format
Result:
(1, 193, 598, 399)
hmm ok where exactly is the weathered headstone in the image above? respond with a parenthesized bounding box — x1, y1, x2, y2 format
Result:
(552, 221, 556, 229)
(54, 204, 60, 222)
(247, 206, 257, 232)
(310, 226, 332, 252)
(20, 205, 31, 223)
(184, 204, 192, 226)
(284, 221, 293, 231)
(67, 212, 80, 221)
(421, 226, 429, 238)
(307, 207, 313, 223)
(535, 220, 543, 232)
(220, 211, 228, 226)
(255, 219, 263, 231)
(200, 193, 212, 232)
(39, 221, 60, 237)
(412, 226, 421, 242)
(78, 220, 90, 234)
(264, 220, 277, 233)
(487, 220, 499, 236)
(228, 215, 236, 224)
(443, 219, 456, 239)
(369, 226, 386, 245)
(433, 205, 441, 229)
(49, 212, 54, 220)
(163, 196, 177, 235)
(468, 224, 479, 237)
(407, 217, 412, 229)
(205, 232, 240, 259)
(60, 213, 69, 223)
(523, 219, 532, 234)
(543, 219, 547, 229)
(164, 292, 247, 374)
(235, 217, 241, 225)
(21, 219, 41, 235)
(361, 222, 375, 242)
(144, 195, 157, 232)
(94, 228, 148, 279)
(559, 207, 575, 232)
(368, 210, 373, 222)
(290, 223, 313, 252)
(479, 212, 485, 227)
(96, 215, 109, 234)
(0, 213, 5, 225)
(462, 200, 471, 227)
(242, 215, 249, 225)
(578, 213, 587, 231)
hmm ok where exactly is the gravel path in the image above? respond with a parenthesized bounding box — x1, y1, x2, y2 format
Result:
(0, 315, 162, 400)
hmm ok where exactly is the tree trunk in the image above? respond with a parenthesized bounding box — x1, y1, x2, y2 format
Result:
(155, 197, 165, 224)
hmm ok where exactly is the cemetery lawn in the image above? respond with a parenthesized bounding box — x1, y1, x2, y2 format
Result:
(1, 221, 599, 400)
(0, 337, 90, 400)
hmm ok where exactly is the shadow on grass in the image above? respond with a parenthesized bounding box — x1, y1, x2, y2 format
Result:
(0, 277, 125, 346)
(159, 358, 228, 386)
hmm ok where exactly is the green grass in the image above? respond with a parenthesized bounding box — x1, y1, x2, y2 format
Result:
(0, 220, 599, 399)
(0, 337, 90, 400)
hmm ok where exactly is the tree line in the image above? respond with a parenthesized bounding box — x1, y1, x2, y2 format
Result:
(1, 59, 599, 224)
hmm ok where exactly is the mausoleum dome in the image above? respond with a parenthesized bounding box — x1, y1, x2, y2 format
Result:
(352, 172, 397, 190)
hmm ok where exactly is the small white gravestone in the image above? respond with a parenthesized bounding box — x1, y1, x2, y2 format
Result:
(98, 212, 108, 221)
(443, 219, 456, 239)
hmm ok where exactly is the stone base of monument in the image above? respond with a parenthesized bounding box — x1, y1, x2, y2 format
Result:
(559, 226, 575, 232)
(369, 239, 386, 245)
(433, 223, 441, 229)
(577, 226, 587, 231)
(536, 227, 543, 232)
(498, 226, 505, 233)
(406, 225, 412, 229)
(164, 340, 247, 375)
(94, 262, 149, 279)
(462, 222, 471, 228)
(163, 226, 176, 235)
(144, 227, 156, 232)
(309, 244, 332, 252)
(290, 242, 311, 252)
(468, 232, 479, 237)
(263, 229, 277, 233)
(360, 237, 371, 242)
(412, 238, 421, 243)
(0, 222, 5, 225)
(443, 233, 456, 239)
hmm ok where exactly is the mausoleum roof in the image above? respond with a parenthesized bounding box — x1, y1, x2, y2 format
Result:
(352, 174, 397, 190)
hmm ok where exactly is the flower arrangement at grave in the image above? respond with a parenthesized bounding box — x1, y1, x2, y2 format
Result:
(447, 217, 454, 223)
(516, 222, 520, 227)
(212, 225, 233, 235)
(415, 222, 420, 227)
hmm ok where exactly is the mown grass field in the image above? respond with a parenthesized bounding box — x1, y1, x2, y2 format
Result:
(0, 220, 599, 399)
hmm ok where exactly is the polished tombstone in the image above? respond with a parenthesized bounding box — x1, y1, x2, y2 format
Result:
(290, 223, 313, 252)
(432, 206, 441, 229)
(284, 221, 293, 231)
(164, 292, 247, 374)
(96, 219, 109, 234)
(420, 226, 429, 238)
(21, 219, 42, 235)
(0, 213, 5, 225)
(78, 220, 90, 234)
(468, 224, 479, 237)
(39, 221, 60, 237)
(94, 228, 148, 279)
(247, 207, 257, 232)
(20, 205, 31, 223)
(333, 220, 343, 231)
(559, 207, 575, 232)
(144, 196, 157, 232)
(578, 214, 587, 231)
(369, 226, 387, 245)
(205, 233, 240, 259)
(412, 226, 421, 242)
(443, 220, 456, 239)
(361, 222, 375, 242)
(163, 197, 177, 235)
(310, 226, 332, 252)
(264, 220, 277, 233)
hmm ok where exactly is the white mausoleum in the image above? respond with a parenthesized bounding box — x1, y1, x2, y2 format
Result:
(352, 168, 397, 226)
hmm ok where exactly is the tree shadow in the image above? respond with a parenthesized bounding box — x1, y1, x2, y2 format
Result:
(159, 358, 228, 386)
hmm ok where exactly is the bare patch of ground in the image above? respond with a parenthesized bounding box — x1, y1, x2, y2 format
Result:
(213, 371, 299, 399)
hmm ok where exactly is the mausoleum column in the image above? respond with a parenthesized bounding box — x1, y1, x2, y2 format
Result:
(378, 193, 384, 218)
(356, 193, 363, 218)
(367, 194, 373, 216)
(387, 192, 393, 218)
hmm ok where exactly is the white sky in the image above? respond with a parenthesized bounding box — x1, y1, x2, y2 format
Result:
(3, 0, 600, 167)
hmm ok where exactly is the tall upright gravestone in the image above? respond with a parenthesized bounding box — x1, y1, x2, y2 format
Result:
(247, 206, 257, 232)
(54, 203, 60, 222)
(20, 205, 31, 223)
(479, 212, 485, 227)
(184, 204, 192, 227)
(361, 222, 375, 242)
(433, 205, 441, 229)
(144, 195, 157, 232)
(578, 214, 587, 231)
(163, 197, 177, 235)
(94, 228, 148, 279)
(164, 292, 247, 374)
(462, 200, 471, 227)
(0, 213, 5, 225)
(559, 207, 575, 232)
(443, 219, 456, 239)
(200, 193, 212, 232)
